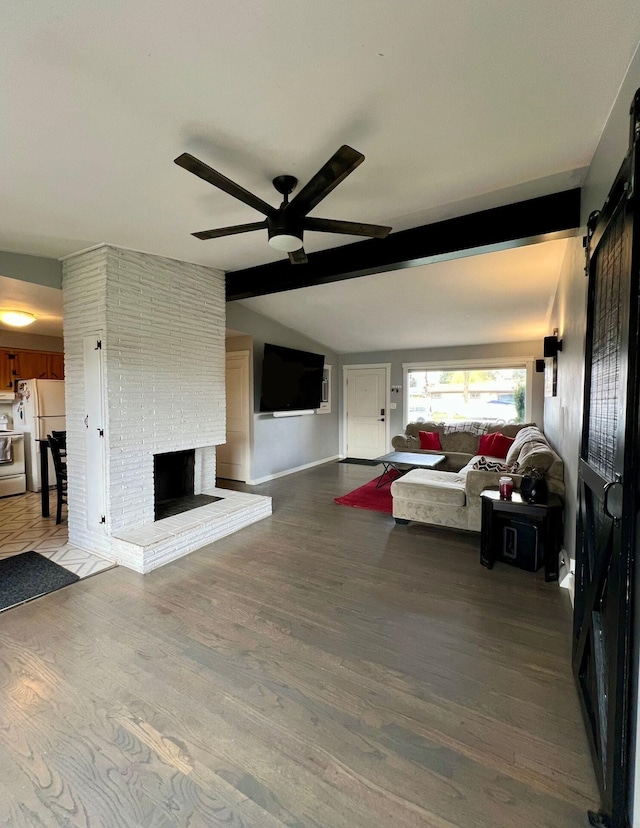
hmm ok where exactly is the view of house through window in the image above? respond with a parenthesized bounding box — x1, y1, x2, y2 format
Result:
(406, 365, 527, 423)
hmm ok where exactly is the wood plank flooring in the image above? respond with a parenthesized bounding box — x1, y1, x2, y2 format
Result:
(0, 462, 598, 826)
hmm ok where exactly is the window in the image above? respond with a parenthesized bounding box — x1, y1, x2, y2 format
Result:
(404, 358, 532, 423)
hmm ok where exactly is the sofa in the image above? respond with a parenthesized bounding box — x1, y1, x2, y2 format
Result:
(391, 420, 530, 472)
(389, 421, 564, 532)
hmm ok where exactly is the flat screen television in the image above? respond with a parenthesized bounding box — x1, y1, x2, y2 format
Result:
(259, 343, 325, 413)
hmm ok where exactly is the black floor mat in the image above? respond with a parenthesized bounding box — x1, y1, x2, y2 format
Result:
(0, 551, 80, 612)
(339, 458, 381, 466)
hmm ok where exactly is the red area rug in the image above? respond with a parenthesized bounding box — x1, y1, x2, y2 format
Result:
(334, 471, 399, 514)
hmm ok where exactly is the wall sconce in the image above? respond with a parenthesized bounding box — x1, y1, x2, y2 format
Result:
(543, 334, 563, 358)
(542, 329, 561, 397)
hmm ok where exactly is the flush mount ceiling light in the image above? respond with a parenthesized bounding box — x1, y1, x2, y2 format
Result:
(0, 310, 36, 327)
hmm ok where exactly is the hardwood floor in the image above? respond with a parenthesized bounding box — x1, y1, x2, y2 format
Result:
(0, 462, 598, 826)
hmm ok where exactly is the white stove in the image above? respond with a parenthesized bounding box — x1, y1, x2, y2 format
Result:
(0, 430, 26, 497)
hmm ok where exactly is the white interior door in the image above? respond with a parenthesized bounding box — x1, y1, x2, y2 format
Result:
(344, 366, 389, 459)
(84, 334, 106, 532)
(217, 350, 250, 481)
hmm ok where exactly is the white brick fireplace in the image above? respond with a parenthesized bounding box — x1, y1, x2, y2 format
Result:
(62, 245, 270, 573)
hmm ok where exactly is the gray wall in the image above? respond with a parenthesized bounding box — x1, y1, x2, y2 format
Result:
(0, 250, 61, 288)
(0, 331, 64, 352)
(544, 237, 586, 566)
(226, 302, 340, 483)
(545, 46, 640, 825)
(339, 340, 545, 445)
(0, 251, 64, 351)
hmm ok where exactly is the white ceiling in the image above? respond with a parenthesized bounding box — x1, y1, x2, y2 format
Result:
(240, 238, 570, 353)
(1, 2, 639, 351)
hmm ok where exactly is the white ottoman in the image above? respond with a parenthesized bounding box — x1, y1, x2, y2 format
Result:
(390, 469, 469, 531)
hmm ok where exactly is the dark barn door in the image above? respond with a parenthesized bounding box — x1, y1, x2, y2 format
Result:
(574, 89, 640, 828)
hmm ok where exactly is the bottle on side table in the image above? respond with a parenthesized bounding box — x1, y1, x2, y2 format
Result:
(480, 488, 563, 582)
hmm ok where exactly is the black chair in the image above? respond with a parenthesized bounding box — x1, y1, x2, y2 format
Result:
(48, 431, 67, 524)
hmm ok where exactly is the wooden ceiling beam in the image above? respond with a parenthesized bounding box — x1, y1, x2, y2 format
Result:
(225, 188, 580, 301)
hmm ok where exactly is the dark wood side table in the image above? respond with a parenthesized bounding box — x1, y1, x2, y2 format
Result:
(480, 489, 562, 582)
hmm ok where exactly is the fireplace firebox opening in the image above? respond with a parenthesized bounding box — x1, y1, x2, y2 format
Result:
(154, 449, 222, 521)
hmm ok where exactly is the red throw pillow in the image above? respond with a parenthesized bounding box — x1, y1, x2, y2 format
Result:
(489, 433, 515, 459)
(418, 430, 442, 450)
(478, 433, 496, 455)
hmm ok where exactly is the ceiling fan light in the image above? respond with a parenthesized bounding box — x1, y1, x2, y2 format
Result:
(268, 233, 303, 253)
(0, 310, 36, 327)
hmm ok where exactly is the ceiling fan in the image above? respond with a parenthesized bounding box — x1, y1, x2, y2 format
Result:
(174, 145, 392, 264)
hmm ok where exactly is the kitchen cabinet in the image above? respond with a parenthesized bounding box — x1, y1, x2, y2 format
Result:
(13, 350, 50, 380)
(0, 348, 65, 388)
(0, 351, 13, 389)
(47, 352, 65, 379)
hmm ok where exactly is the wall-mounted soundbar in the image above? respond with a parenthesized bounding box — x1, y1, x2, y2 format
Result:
(272, 409, 316, 418)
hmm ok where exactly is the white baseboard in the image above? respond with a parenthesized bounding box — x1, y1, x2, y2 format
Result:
(558, 549, 575, 606)
(249, 455, 341, 485)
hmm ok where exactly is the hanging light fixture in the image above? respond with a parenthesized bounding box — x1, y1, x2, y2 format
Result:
(0, 310, 37, 327)
(267, 232, 304, 253)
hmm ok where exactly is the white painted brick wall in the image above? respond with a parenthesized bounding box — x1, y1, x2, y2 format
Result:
(62, 247, 110, 556)
(63, 245, 226, 561)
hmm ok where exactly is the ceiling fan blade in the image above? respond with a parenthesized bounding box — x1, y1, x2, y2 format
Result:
(174, 153, 274, 217)
(288, 247, 308, 265)
(304, 217, 391, 239)
(288, 145, 364, 216)
(192, 220, 267, 240)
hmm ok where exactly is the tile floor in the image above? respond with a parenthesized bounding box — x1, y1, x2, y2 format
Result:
(0, 490, 115, 578)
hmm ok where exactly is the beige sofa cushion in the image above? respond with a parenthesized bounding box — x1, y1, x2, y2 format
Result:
(518, 441, 556, 472)
(441, 430, 479, 454)
(503, 425, 563, 480)
(407, 428, 477, 454)
(391, 469, 467, 507)
(505, 426, 545, 465)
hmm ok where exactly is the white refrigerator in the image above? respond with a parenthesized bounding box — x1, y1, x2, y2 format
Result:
(13, 379, 66, 492)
